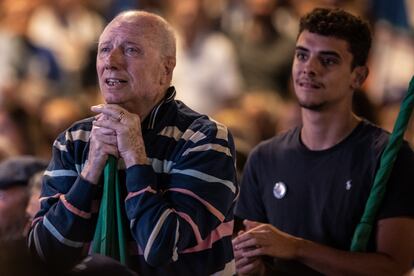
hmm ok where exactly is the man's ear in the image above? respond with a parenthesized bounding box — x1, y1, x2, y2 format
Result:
(351, 66, 369, 90)
(160, 56, 176, 85)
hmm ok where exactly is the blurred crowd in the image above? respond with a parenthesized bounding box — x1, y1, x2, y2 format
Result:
(0, 0, 413, 273)
(0, 0, 413, 200)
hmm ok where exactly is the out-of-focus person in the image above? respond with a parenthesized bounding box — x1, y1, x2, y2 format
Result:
(165, 0, 242, 115)
(227, 0, 295, 97)
(0, 156, 48, 276)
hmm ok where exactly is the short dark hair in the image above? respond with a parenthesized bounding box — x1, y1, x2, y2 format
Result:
(298, 8, 372, 68)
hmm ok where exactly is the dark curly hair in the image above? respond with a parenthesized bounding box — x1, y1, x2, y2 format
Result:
(298, 8, 372, 68)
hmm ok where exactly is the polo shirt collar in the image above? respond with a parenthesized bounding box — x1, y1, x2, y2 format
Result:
(144, 86, 176, 130)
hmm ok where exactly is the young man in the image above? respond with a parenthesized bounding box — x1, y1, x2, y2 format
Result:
(28, 11, 237, 275)
(233, 8, 414, 275)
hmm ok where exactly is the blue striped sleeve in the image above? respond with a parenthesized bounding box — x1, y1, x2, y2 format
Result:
(125, 119, 238, 267)
(28, 122, 98, 269)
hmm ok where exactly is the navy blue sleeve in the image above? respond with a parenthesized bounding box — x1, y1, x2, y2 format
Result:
(124, 120, 238, 267)
(235, 145, 268, 223)
(28, 122, 98, 270)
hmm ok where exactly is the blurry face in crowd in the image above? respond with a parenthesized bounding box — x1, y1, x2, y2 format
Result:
(292, 30, 364, 111)
(96, 15, 170, 114)
(246, 0, 277, 16)
(0, 186, 28, 239)
(168, 0, 204, 29)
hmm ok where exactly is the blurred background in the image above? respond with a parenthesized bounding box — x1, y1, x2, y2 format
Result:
(0, 0, 413, 171)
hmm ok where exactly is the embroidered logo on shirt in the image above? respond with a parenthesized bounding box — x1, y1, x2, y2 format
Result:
(345, 180, 352, 190)
(273, 182, 287, 199)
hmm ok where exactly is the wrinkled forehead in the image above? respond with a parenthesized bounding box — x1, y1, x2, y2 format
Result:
(99, 16, 157, 43)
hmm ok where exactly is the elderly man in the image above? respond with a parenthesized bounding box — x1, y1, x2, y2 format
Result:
(28, 11, 237, 275)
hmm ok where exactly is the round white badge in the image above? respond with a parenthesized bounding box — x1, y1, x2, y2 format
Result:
(273, 182, 287, 199)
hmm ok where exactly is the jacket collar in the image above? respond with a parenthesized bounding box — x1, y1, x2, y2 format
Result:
(144, 86, 176, 130)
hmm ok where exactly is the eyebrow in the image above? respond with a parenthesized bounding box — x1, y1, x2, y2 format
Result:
(295, 46, 308, 52)
(99, 40, 139, 44)
(295, 46, 341, 59)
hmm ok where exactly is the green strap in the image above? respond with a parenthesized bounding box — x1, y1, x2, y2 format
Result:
(350, 76, 414, 252)
(115, 163, 127, 264)
(92, 155, 128, 265)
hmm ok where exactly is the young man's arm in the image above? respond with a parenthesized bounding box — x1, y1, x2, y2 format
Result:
(234, 217, 414, 275)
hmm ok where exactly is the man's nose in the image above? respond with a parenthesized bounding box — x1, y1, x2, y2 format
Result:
(302, 57, 320, 76)
(104, 48, 124, 70)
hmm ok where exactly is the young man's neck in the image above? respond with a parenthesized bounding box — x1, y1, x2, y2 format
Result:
(300, 107, 361, 151)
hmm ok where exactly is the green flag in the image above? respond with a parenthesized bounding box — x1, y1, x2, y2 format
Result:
(92, 155, 128, 265)
(351, 76, 414, 251)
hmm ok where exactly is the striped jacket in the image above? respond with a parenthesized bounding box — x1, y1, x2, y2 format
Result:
(28, 88, 238, 275)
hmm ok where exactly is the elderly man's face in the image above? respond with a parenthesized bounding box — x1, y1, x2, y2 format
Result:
(96, 17, 167, 112)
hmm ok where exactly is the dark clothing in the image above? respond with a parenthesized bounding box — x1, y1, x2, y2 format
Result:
(69, 254, 138, 276)
(0, 238, 52, 276)
(236, 120, 414, 274)
(29, 88, 238, 275)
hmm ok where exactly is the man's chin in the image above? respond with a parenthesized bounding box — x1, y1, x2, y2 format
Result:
(105, 100, 120, 104)
(104, 96, 124, 105)
(298, 101, 327, 111)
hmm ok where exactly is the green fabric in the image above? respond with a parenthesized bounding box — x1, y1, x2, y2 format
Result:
(350, 76, 414, 252)
(92, 155, 128, 265)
